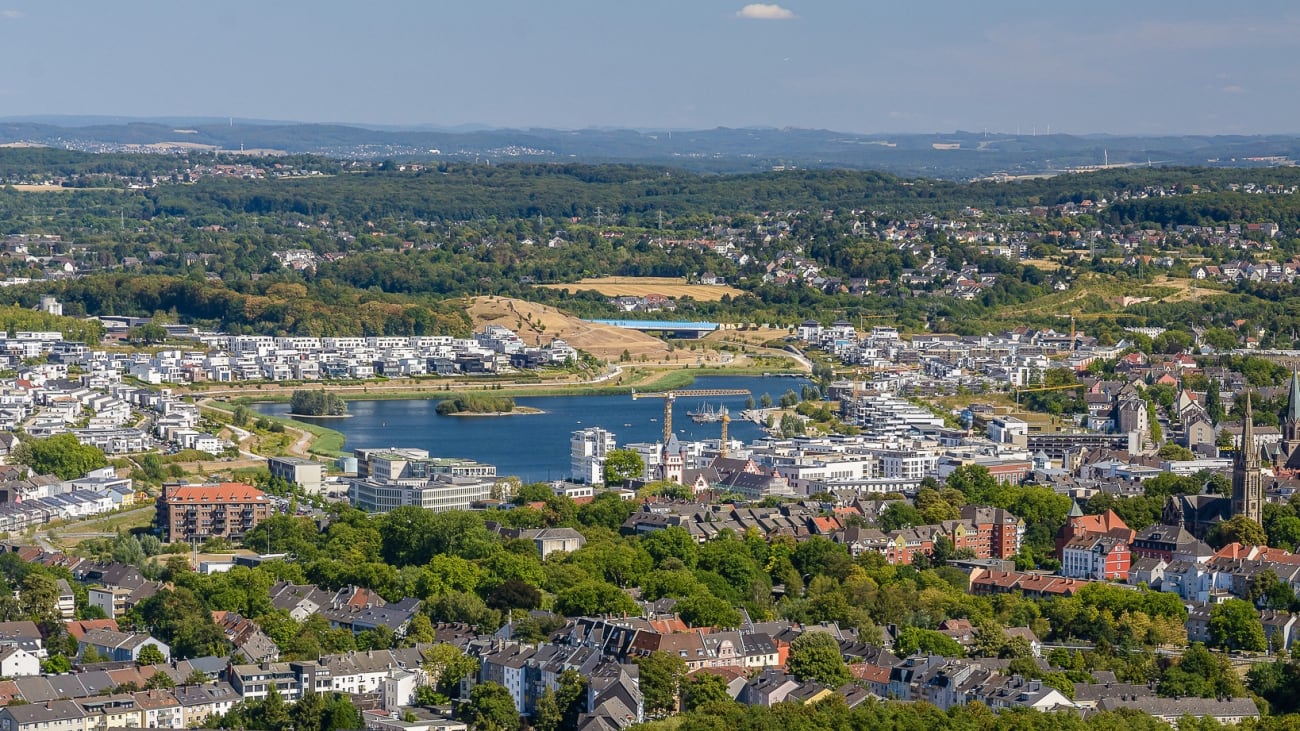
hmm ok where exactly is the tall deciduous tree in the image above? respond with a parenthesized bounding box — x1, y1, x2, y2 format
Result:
(129, 587, 229, 659)
(18, 573, 60, 625)
(636, 651, 687, 717)
(683, 672, 733, 711)
(11, 433, 107, 479)
(423, 644, 479, 700)
(534, 669, 586, 731)
(602, 449, 644, 485)
(463, 681, 519, 731)
(1209, 515, 1268, 549)
(136, 644, 166, 666)
(1209, 599, 1267, 652)
(787, 631, 850, 685)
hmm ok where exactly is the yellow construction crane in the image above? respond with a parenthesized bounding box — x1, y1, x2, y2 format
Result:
(631, 388, 750, 445)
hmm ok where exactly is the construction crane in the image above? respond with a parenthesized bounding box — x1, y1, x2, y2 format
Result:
(631, 389, 750, 445)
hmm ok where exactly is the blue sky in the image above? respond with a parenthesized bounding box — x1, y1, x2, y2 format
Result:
(0, 1, 1296, 134)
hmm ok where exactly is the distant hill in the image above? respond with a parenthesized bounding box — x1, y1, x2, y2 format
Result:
(2, 116, 1299, 178)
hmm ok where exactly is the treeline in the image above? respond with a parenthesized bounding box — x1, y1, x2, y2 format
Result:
(0, 274, 470, 337)
(290, 390, 347, 416)
(0, 305, 104, 342)
(658, 696, 1270, 731)
(0, 147, 186, 180)
(7, 151, 1300, 223)
(145, 163, 1300, 222)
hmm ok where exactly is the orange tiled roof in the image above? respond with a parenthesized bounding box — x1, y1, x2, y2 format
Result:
(165, 482, 267, 503)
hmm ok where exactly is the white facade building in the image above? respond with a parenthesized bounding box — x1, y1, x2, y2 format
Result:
(570, 427, 616, 484)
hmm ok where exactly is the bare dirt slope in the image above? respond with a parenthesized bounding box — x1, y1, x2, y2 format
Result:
(466, 296, 671, 361)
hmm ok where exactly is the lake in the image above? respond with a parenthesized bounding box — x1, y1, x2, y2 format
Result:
(255, 375, 809, 482)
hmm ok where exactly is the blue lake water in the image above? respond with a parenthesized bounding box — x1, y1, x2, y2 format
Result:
(255, 375, 809, 482)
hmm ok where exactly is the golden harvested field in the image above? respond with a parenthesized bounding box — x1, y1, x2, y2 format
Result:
(704, 326, 792, 345)
(1021, 258, 1062, 271)
(536, 276, 746, 302)
(9, 184, 79, 192)
(466, 296, 674, 361)
(1150, 275, 1227, 302)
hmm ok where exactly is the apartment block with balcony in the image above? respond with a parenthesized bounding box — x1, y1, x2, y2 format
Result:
(156, 482, 271, 543)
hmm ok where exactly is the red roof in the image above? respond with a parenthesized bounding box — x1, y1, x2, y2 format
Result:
(1068, 510, 1135, 543)
(848, 663, 891, 684)
(165, 482, 267, 503)
(1214, 543, 1300, 564)
(810, 516, 842, 534)
(647, 617, 690, 634)
(66, 618, 119, 641)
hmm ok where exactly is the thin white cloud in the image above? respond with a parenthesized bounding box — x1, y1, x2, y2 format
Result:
(1220, 85, 1246, 94)
(0, 9, 23, 19)
(736, 4, 795, 20)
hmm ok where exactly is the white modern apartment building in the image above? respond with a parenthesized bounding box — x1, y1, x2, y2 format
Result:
(571, 427, 616, 484)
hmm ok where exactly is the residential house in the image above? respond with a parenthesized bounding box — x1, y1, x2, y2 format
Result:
(1060, 535, 1131, 581)
(0, 621, 44, 658)
(0, 699, 91, 731)
(1095, 696, 1259, 726)
(173, 683, 241, 727)
(0, 647, 40, 677)
(78, 629, 170, 664)
(511, 527, 587, 559)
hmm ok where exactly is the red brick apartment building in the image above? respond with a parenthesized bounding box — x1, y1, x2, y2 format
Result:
(156, 483, 271, 543)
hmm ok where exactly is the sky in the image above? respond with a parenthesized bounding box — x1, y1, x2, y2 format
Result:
(0, 1, 1297, 135)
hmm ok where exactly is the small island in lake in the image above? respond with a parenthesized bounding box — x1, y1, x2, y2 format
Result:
(436, 394, 538, 416)
(289, 389, 350, 417)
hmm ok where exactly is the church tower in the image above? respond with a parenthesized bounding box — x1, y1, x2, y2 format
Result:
(1232, 393, 1263, 525)
(1283, 368, 1300, 448)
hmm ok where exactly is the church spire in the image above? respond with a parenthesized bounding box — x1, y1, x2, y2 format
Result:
(1289, 368, 1300, 419)
(1286, 367, 1300, 441)
(1233, 392, 1263, 525)
(1242, 393, 1258, 468)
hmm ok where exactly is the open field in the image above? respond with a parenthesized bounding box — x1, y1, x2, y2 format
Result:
(994, 274, 1181, 319)
(1020, 258, 1062, 271)
(536, 276, 746, 302)
(704, 326, 793, 346)
(7, 184, 102, 192)
(1150, 274, 1227, 302)
(38, 505, 156, 550)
